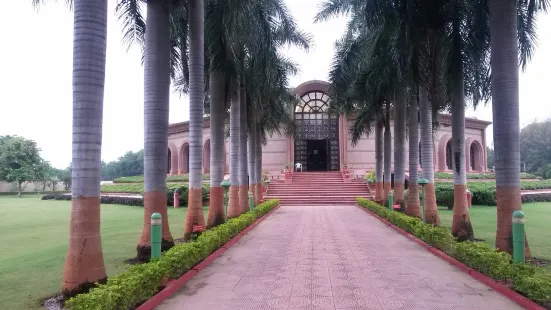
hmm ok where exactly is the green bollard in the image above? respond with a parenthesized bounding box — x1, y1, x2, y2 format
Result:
(388, 190, 394, 211)
(248, 191, 254, 212)
(151, 212, 162, 260)
(512, 210, 525, 263)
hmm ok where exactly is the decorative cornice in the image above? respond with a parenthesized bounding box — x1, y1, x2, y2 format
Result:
(168, 116, 211, 135)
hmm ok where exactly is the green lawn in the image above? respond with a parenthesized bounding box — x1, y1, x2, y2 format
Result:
(438, 202, 551, 264)
(0, 196, 208, 310)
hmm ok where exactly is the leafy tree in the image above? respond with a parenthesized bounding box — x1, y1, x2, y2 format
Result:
(520, 119, 551, 177)
(100, 150, 144, 180)
(487, 146, 495, 171)
(0, 135, 46, 196)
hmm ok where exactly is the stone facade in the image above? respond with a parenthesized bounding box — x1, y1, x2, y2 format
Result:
(167, 80, 490, 177)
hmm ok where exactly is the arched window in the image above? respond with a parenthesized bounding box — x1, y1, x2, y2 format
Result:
(179, 143, 189, 174)
(446, 140, 452, 170)
(167, 149, 172, 174)
(470, 141, 482, 171)
(203, 140, 211, 174)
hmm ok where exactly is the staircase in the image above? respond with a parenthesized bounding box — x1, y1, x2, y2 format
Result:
(265, 171, 372, 205)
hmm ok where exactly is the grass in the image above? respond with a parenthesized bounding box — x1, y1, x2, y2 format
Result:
(434, 172, 538, 179)
(100, 183, 211, 194)
(438, 202, 551, 269)
(0, 196, 209, 310)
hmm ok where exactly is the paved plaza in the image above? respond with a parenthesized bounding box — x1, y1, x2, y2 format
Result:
(157, 205, 522, 310)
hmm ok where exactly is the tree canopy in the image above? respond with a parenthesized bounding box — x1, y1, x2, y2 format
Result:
(520, 119, 551, 178)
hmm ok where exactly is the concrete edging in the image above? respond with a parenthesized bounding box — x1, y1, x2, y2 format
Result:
(136, 205, 281, 310)
(355, 204, 545, 310)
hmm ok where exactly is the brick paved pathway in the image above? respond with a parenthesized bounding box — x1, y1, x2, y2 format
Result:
(157, 205, 522, 310)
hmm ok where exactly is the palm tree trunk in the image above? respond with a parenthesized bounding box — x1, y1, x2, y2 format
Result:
(489, 0, 530, 257)
(248, 110, 256, 204)
(62, 0, 107, 296)
(394, 92, 406, 210)
(383, 111, 392, 205)
(450, 35, 474, 241)
(227, 90, 240, 218)
(407, 94, 421, 217)
(255, 126, 263, 203)
(238, 85, 249, 214)
(137, 0, 174, 261)
(207, 71, 226, 228)
(184, 0, 206, 240)
(419, 87, 440, 225)
(374, 121, 384, 203)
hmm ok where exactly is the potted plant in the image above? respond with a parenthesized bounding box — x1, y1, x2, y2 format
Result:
(365, 171, 376, 191)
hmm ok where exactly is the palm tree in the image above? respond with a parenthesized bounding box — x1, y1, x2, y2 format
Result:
(54, 0, 108, 296)
(184, 0, 206, 239)
(383, 105, 392, 205)
(238, 74, 249, 214)
(248, 109, 257, 204)
(407, 92, 421, 217)
(136, 0, 175, 261)
(488, 0, 546, 255)
(374, 121, 384, 203)
(227, 91, 241, 218)
(393, 91, 406, 209)
(206, 71, 226, 227)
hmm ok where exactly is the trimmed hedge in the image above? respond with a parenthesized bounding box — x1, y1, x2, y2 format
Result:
(112, 174, 210, 183)
(356, 198, 551, 304)
(43, 184, 211, 207)
(435, 172, 538, 180)
(435, 180, 551, 207)
(65, 199, 280, 310)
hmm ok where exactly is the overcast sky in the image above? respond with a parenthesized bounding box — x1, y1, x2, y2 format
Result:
(1, 1, 550, 168)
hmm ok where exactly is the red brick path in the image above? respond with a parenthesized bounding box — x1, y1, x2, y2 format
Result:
(157, 205, 522, 309)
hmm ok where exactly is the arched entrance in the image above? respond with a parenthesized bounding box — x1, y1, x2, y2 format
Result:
(294, 90, 339, 171)
(167, 149, 172, 174)
(446, 140, 452, 170)
(179, 143, 189, 174)
(203, 139, 211, 174)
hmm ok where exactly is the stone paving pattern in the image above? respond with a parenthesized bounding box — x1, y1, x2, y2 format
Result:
(158, 205, 522, 310)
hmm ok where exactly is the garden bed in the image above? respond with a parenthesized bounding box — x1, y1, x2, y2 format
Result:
(113, 174, 210, 184)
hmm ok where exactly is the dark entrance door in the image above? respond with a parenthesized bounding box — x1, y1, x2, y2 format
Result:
(307, 139, 328, 171)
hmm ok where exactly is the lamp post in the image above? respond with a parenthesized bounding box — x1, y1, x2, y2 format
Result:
(151, 213, 162, 260)
(417, 178, 429, 223)
(220, 180, 231, 218)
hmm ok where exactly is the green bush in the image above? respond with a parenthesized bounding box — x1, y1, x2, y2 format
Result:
(434, 180, 551, 207)
(65, 199, 279, 310)
(96, 183, 211, 207)
(356, 198, 551, 304)
(434, 172, 537, 180)
(113, 174, 210, 183)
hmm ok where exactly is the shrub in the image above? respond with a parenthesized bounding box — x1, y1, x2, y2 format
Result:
(435, 180, 551, 207)
(42, 194, 145, 206)
(65, 199, 279, 310)
(113, 174, 210, 183)
(356, 198, 551, 305)
(434, 172, 537, 180)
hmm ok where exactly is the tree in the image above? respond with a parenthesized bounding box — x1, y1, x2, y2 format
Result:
(101, 150, 144, 181)
(520, 119, 551, 176)
(489, 0, 546, 256)
(33, 0, 109, 296)
(487, 146, 494, 171)
(0, 135, 46, 196)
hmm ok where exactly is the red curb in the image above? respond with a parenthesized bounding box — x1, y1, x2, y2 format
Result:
(355, 204, 546, 310)
(136, 205, 280, 310)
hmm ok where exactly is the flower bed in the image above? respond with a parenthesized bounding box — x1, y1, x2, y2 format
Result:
(356, 198, 551, 305)
(65, 199, 279, 310)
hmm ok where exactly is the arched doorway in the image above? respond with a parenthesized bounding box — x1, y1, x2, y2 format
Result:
(203, 140, 211, 174)
(470, 141, 482, 171)
(179, 143, 189, 174)
(446, 140, 452, 170)
(167, 149, 172, 174)
(294, 91, 339, 171)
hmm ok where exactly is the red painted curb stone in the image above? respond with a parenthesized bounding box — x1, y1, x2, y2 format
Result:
(355, 204, 545, 310)
(136, 205, 280, 310)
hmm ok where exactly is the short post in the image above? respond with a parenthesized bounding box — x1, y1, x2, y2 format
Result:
(248, 191, 254, 211)
(466, 189, 472, 208)
(173, 191, 179, 208)
(387, 190, 394, 211)
(512, 210, 525, 263)
(417, 178, 429, 223)
(221, 180, 231, 218)
(151, 213, 162, 260)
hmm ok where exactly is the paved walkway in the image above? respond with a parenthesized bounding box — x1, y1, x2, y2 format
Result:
(157, 205, 522, 310)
